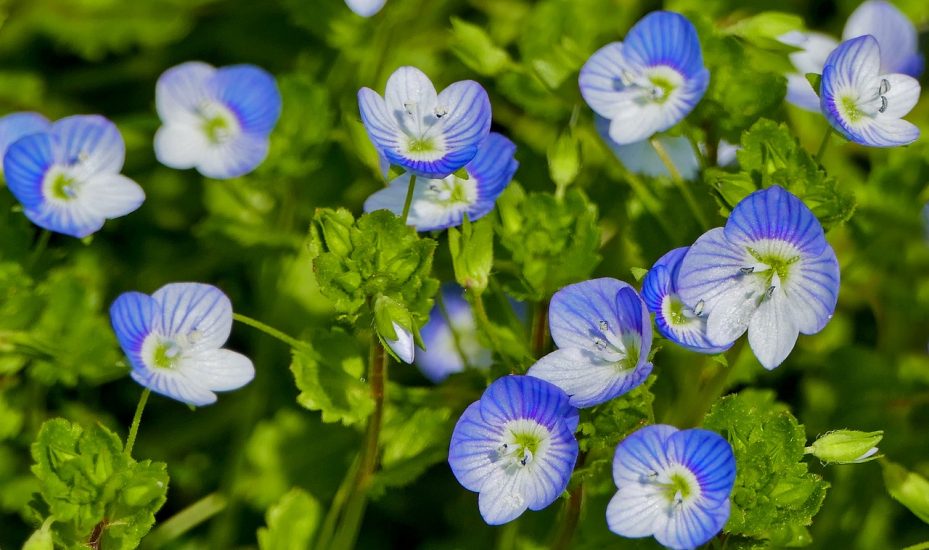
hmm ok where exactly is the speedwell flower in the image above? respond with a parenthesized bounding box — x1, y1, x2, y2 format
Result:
(3, 115, 145, 238)
(448, 375, 579, 525)
(779, 31, 840, 111)
(359, 66, 492, 179)
(0, 112, 49, 167)
(345, 0, 386, 17)
(820, 35, 921, 147)
(677, 186, 840, 370)
(607, 424, 736, 550)
(527, 278, 652, 408)
(110, 282, 255, 406)
(579, 11, 709, 145)
(363, 132, 517, 231)
(416, 286, 492, 383)
(642, 247, 730, 354)
(154, 61, 282, 179)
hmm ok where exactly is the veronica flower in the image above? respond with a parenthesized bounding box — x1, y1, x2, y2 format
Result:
(642, 247, 730, 354)
(358, 66, 492, 179)
(676, 186, 839, 370)
(154, 61, 282, 179)
(345, 0, 386, 17)
(821, 35, 921, 147)
(110, 282, 255, 406)
(448, 375, 579, 525)
(607, 424, 736, 550)
(363, 132, 517, 231)
(3, 115, 145, 238)
(579, 11, 709, 145)
(779, 31, 840, 112)
(527, 278, 652, 408)
(416, 286, 492, 383)
(0, 112, 50, 166)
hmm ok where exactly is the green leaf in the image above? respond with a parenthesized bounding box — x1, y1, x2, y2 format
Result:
(448, 215, 494, 295)
(450, 17, 514, 76)
(883, 461, 929, 525)
(29, 418, 168, 549)
(629, 267, 648, 282)
(805, 73, 822, 96)
(290, 328, 375, 426)
(257, 488, 322, 550)
(703, 390, 829, 543)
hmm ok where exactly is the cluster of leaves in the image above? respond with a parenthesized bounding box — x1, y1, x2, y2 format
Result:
(704, 390, 828, 547)
(28, 419, 168, 549)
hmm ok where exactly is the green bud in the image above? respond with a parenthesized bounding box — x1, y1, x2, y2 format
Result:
(806, 429, 883, 464)
(314, 208, 355, 258)
(373, 295, 419, 362)
(547, 131, 580, 192)
(448, 215, 493, 295)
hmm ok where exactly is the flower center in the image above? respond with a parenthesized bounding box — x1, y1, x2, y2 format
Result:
(664, 294, 698, 327)
(424, 175, 475, 206)
(644, 464, 701, 513)
(196, 101, 239, 144)
(151, 340, 182, 369)
(839, 78, 892, 123)
(408, 137, 437, 153)
(49, 173, 79, 200)
(493, 420, 549, 473)
(746, 245, 801, 285)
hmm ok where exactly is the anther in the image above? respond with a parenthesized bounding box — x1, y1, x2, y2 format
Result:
(765, 286, 776, 299)
(879, 96, 888, 113)
(593, 337, 606, 351)
(693, 300, 705, 316)
(879, 78, 890, 95)
(740, 266, 754, 274)
(403, 102, 415, 116)
(434, 105, 448, 118)
(599, 320, 609, 332)
(428, 183, 440, 192)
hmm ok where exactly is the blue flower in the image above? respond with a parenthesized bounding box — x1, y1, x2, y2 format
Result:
(676, 186, 840, 370)
(416, 286, 492, 383)
(779, 31, 840, 112)
(345, 0, 385, 17)
(363, 132, 517, 231)
(0, 112, 50, 167)
(606, 424, 735, 550)
(579, 11, 709, 145)
(820, 35, 921, 147)
(110, 282, 255, 406)
(385, 321, 415, 364)
(3, 115, 145, 238)
(358, 66, 492, 179)
(154, 61, 282, 179)
(527, 278, 653, 408)
(642, 247, 731, 354)
(843, 0, 923, 77)
(448, 375, 579, 525)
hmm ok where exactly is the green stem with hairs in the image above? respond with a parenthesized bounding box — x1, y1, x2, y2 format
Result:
(232, 313, 317, 358)
(815, 128, 832, 164)
(401, 174, 418, 224)
(124, 389, 151, 457)
(650, 136, 710, 229)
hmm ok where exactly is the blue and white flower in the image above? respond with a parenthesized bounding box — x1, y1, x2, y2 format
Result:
(363, 132, 517, 231)
(607, 424, 736, 550)
(842, 0, 923, 77)
(110, 282, 255, 406)
(677, 186, 840, 370)
(820, 35, 920, 147)
(448, 375, 579, 525)
(0, 112, 50, 167)
(527, 278, 653, 408)
(642, 247, 731, 354)
(345, 0, 386, 17)
(579, 11, 709, 145)
(359, 66, 492, 179)
(779, 31, 840, 112)
(154, 62, 282, 179)
(3, 115, 145, 238)
(416, 286, 492, 383)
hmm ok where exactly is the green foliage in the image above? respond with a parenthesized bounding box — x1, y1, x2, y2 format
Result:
(704, 390, 829, 545)
(495, 183, 601, 300)
(706, 119, 856, 230)
(257, 488, 321, 550)
(290, 329, 374, 426)
(448, 215, 494, 295)
(309, 209, 439, 326)
(449, 17, 514, 77)
(883, 461, 929, 525)
(29, 419, 168, 549)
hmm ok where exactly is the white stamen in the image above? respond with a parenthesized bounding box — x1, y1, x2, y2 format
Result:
(693, 300, 705, 316)
(879, 96, 888, 113)
(879, 78, 890, 95)
(740, 266, 754, 274)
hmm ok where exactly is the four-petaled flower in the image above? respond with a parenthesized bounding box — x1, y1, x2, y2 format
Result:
(154, 61, 282, 179)
(579, 11, 709, 145)
(358, 66, 492, 179)
(345, 0, 386, 17)
(448, 375, 579, 525)
(676, 185, 840, 369)
(3, 115, 145, 238)
(110, 282, 255, 406)
(416, 285, 492, 383)
(642, 247, 731, 354)
(607, 424, 736, 550)
(364, 132, 517, 231)
(0, 112, 50, 168)
(527, 278, 653, 408)
(820, 35, 921, 147)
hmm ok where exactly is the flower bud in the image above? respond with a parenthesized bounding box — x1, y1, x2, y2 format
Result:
(806, 430, 883, 464)
(314, 208, 355, 258)
(373, 295, 417, 363)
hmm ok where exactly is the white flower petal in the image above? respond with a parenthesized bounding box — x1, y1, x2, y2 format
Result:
(179, 348, 255, 392)
(747, 290, 800, 370)
(878, 73, 921, 118)
(478, 467, 529, 525)
(606, 485, 665, 538)
(152, 283, 233, 352)
(154, 123, 210, 170)
(79, 173, 145, 219)
(385, 321, 414, 364)
(156, 61, 217, 126)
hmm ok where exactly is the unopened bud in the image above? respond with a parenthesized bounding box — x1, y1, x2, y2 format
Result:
(806, 429, 883, 464)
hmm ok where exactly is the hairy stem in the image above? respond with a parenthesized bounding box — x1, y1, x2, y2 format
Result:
(233, 313, 317, 358)
(650, 136, 710, 229)
(27, 229, 51, 270)
(815, 127, 831, 164)
(401, 174, 418, 224)
(124, 388, 151, 457)
(531, 299, 550, 359)
(551, 452, 587, 550)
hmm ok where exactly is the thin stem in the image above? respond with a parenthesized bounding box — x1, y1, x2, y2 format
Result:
(143, 493, 227, 548)
(531, 299, 550, 358)
(330, 339, 387, 549)
(27, 229, 51, 270)
(650, 136, 710, 229)
(551, 452, 587, 550)
(815, 128, 832, 164)
(400, 174, 417, 224)
(436, 291, 472, 369)
(124, 388, 151, 457)
(316, 456, 361, 550)
(233, 313, 314, 356)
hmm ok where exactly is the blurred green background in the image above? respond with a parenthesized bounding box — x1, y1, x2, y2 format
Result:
(1, 0, 929, 547)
